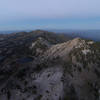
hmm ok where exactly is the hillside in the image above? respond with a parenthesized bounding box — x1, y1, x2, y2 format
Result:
(0, 30, 100, 100)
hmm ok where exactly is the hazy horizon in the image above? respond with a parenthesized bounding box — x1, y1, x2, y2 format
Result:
(0, 29, 100, 41)
(0, 0, 100, 30)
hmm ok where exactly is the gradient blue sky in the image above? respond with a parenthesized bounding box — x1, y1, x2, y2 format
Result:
(0, 0, 100, 30)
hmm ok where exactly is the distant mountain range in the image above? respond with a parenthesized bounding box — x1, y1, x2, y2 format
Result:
(47, 29, 100, 41)
(0, 29, 100, 41)
(0, 30, 31, 34)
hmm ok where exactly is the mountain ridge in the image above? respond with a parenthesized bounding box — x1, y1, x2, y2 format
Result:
(0, 30, 100, 100)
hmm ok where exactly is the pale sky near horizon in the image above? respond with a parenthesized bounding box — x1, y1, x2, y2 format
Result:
(0, 0, 100, 30)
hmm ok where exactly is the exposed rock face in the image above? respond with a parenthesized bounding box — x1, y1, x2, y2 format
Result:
(43, 38, 89, 59)
(0, 31, 100, 100)
(32, 67, 63, 100)
(0, 66, 63, 100)
(29, 37, 51, 56)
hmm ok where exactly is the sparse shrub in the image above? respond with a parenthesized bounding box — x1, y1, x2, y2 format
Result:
(78, 66, 82, 72)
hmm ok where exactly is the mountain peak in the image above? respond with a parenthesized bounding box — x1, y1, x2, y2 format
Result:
(43, 37, 93, 60)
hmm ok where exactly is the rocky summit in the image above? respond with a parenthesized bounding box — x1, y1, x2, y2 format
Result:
(0, 30, 100, 100)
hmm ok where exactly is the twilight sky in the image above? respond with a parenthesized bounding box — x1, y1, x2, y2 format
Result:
(0, 0, 100, 30)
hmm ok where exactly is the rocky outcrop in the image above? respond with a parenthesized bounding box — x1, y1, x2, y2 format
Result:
(29, 37, 51, 56)
(0, 66, 63, 100)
